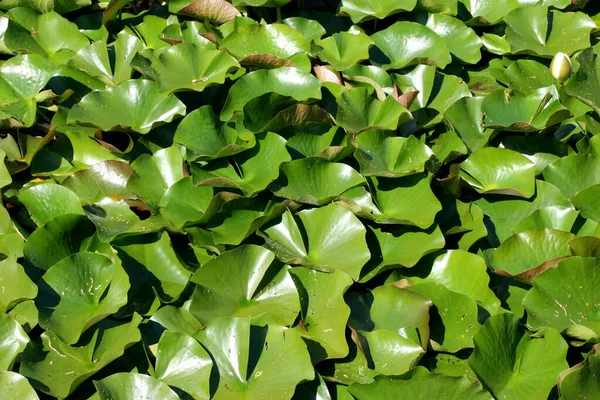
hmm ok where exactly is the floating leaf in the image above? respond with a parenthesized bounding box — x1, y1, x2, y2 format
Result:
(0, 312, 28, 371)
(469, 313, 568, 400)
(338, 0, 416, 23)
(94, 373, 180, 400)
(68, 79, 186, 134)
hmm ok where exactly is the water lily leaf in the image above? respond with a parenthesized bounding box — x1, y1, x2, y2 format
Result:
(260, 204, 370, 280)
(169, 0, 241, 24)
(460, 148, 536, 198)
(23, 214, 99, 272)
(273, 158, 365, 206)
(20, 315, 142, 398)
(566, 48, 600, 115)
(113, 232, 191, 314)
(348, 366, 492, 399)
(407, 281, 480, 352)
(469, 313, 568, 400)
(0, 0, 90, 13)
(504, 59, 554, 92)
(94, 373, 180, 400)
(335, 87, 412, 133)
(481, 87, 571, 132)
(559, 344, 600, 399)
(150, 300, 203, 336)
(155, 331, 212, 400)
(0, 256, 37, 313)
(190, 244, 300, 326)
(504, 6, 595, 57)
(445, 97, 493, 151)
(411, 250, 502, 315)
(221, 67, 321, 122)
(368, 173, 442, 228)
(191, 131, 291, 196)
(572, 184, 600, 222)
(36, 252, 129, 344)
(62, 160, 132, 202)
(159, 177, 214, 228)
(220, 23, 310, 68)
(290, 267, 353, 363)
(194, 317, 314, 400)
(3, 9, 89, 61)
(359, 224, 445, 281)
(358, 329, 424, 376)
(0, 371, 38, 400)
(0, 312, 28, 371)
(127, 146, 184, 213)
(314, 30, 373, 71)
(459, 0, 519, 24)
(282, 17, 326, 42)
(491, 228, 575, 276)
(0, 54, 58, 127)
(523, 257, 600, 339)
(8, 300, 38, 333)
(543, 154, 600, 199)
(338, 0, 416, 23)
(68, 79, 186, 134)
(19, 183, 84, 227)
(370, 21, 451, 70)
(174, 105, 255, 161)
(144, 43, 240, 93)
(425, 13, 481, 64)
(68, 32, 143, 86)
(231, 0, 292, 8)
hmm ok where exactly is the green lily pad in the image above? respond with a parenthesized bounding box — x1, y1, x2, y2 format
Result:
(68, 79, 186, 134)
(169, 0, 241, 24)
(542, 154, 600, 199)
(469, 313, 568, 400)
(338, 0, 416, 23)
(36, 252, 129, 344)
(566, 48, 600, 115)
(335, 87, 412, 133)
(290, 267, 353, 363)
(348, 367, 492, 399)
(260, 204, 370, 280)
(0, 256, 37, 313)
(189, 244, 300, 326)
(221, 67, 321, 122)
(424, 13, 481, 64)
(20, 315, 142, 398)
(444, 97, 493, 151)
(0, 312, 29, 371)
(370, 21, 451, 70)
(194, 317, 314, 400)
(523, 257, 600, 339)
(18, 183, 84, 227)
(314, 29, 373, 71)
(460, 148, 536, 198)
(572, 184, 600, 222)
(173, 105, 255, 161)
(559, 344, 600, 399)
(94, 373, 179, 400)
(0, 54, 58, 127)
(459, 0, 520, 24)
(273, 158, 365, 206)
(504, 6, 595, 57)
(0, 371, 38, 400)
(155, 331, 212, 400)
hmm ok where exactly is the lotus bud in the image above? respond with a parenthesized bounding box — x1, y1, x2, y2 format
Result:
(550, 52, 572, 83)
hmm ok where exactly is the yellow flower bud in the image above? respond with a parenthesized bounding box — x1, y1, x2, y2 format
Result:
(550, 52, 572, 83)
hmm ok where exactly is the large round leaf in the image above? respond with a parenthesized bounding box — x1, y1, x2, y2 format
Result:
(68, 79, 186, 133)
(155, 331, 213, 400)
(370, 22, 451, 70)
(542, 154, 600, 199)
(272, 158, 365, 206)
(220, 67, 321, 122)
(460, 148, 536, 198)
(0, 371, 38, 400)
(425, 13, 481, 64)
(314, 30, 373, 71)
(566, 48, 600, 115)
(20, 316, 142, 398)
(338, 0, 416, 23)
(18, 184, 84, 227)
(194, 317, 314, 400)
(260, 204, 370, 280)
(290, 267, 353, 363)
(0, 256, 37, 313)
(189, 244, 300, 326)
(559, 344, 600, 399)
(0, 312, 29, 371)
(169, 0, 241, 24)
(469, 313, 568, 400)
(490, 229, 575, 276)
(36, 252, 130, 344)
(94, 373, 180, 400)
(348, 366, 492, 399)
(523, 257, 600, 339)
